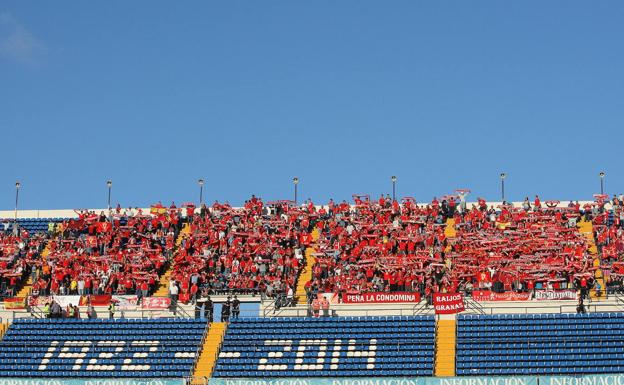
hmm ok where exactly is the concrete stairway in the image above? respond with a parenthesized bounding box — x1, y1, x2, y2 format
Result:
(191, 322, 227, 382)
(435, 319, 456, 377)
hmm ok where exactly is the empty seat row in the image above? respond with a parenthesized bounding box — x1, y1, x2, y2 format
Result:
(456, 313, 624, 376)
(0, 318, 206, 378)
(214, 316, 435, 378)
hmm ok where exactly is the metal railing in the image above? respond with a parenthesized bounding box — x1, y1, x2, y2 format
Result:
(258, 304, 433, 318)
(613, 293, 624, 311)
(464, 297, 486, 315)
(465, 302, 623, 315)
(261, 298, 278, 317)
(412, 300, 434, 315)
(189, 321, 211, 379)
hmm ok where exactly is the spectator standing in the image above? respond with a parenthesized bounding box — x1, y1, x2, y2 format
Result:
(311, 297, 320, 318)
(205, 296, 214, 322)
(43, 302, 51, 318)
(232, 295, 240, 319)
(87, 304, 96, 319)
(108, 302, 116, 319)
(169, 280, 179, 310)
(321, 296, 330, 317)
(221, 299, 231, 322)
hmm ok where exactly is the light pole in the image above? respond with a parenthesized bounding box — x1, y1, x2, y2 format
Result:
(14, 181, 20, 226)
(107, 180, 112, 210)
(391, 176, 397, 201)
(293, 177, 299, 205)
(500, 173, 507, 202)
(599, 172, 605, 195)
(198, 179, 205, 205)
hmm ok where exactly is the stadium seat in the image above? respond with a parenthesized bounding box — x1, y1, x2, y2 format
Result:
(214, 315, 435, 378)
(456, 313, 624, 376)
(0, 318, 208, 378)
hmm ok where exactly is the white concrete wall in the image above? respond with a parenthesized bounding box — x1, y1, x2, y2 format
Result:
(0, 200, 608, 220)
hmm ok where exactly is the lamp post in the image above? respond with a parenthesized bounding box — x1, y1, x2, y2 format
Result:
(599, 172, 605, 195)
(198, 179, 205, 205)
(14, 182, 20, 225)
(391, 176, 397, 201)
(500, 173, 507, 202)
(107, 180, 112, 210)
(293, 177, 299, 205)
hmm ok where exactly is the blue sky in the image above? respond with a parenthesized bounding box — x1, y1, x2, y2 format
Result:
(1, 2, 623, 210)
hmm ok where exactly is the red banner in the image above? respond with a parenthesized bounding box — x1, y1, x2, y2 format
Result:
(28, 296, 51, 307)
(141, 296, 171, 309)
(80, 295, 112, 306)
(318, 293, 340, 304)
(535, 290, 577, 301)
(342, 292, 421, 304)
(472, 290, 531, 302)
(433, 293, 465, 314)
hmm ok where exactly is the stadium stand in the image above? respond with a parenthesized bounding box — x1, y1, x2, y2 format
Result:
(309, 195, 450, 304)
(592, 197, 624, 295)
(30, 208, 180, 297)
(170, 198, 311, 301)
(1, 218, 63, 234)
(0, 232, 46, 299)
(1, 195, 624, 383)
(0, 318, 207, 378)
(456, 313, 624, 376)
(213, 315, 435, 377)
(447, 203, 590, 295)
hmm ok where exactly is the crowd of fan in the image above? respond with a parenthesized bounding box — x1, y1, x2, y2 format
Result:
(3, 194, 624, 306)
(590, 196, 624, 294)
(306, 195, 450, 302)
(447, 200, 591, 296)
(0, 230, 45, 298)
(3, 205, 183, 300)
(305, 194, 615, 304)
(169, 197, 312, 303)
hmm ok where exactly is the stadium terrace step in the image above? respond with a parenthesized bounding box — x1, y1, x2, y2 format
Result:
(192, 322, 227, 381)
(296, 246, 317, 305)
(15, 277, 33, 299)
(444, 218, 457, 238)
(435, 319, 456, 377)
(579, 220, 606, 301)
(0, 323, 8, 341)
(444, 218, 456, 252)
(296, 228, 319, 305)
(176, 223, 191, 247)
(578, 219, 598, 254)
(41, 243, 51, 260)
(154, 223, 191, 297)
(154, 269, 173, 297)
(11, 240, 50, 301)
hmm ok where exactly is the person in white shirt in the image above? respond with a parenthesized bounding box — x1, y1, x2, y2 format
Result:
(286, 286, 294, 306)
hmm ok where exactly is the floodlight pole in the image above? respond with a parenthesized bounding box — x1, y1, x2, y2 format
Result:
(391, 176, 397, 201)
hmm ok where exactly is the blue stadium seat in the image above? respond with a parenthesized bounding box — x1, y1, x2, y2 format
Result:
(456, 313, 623, 376)
(213, 315, 435, 378)
(0, 318, 207, 378)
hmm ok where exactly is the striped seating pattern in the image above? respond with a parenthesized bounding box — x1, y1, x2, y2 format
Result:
(214, 316, 435, 377)
(457, 313, 624, 376)
(0, 318, 208, 378)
